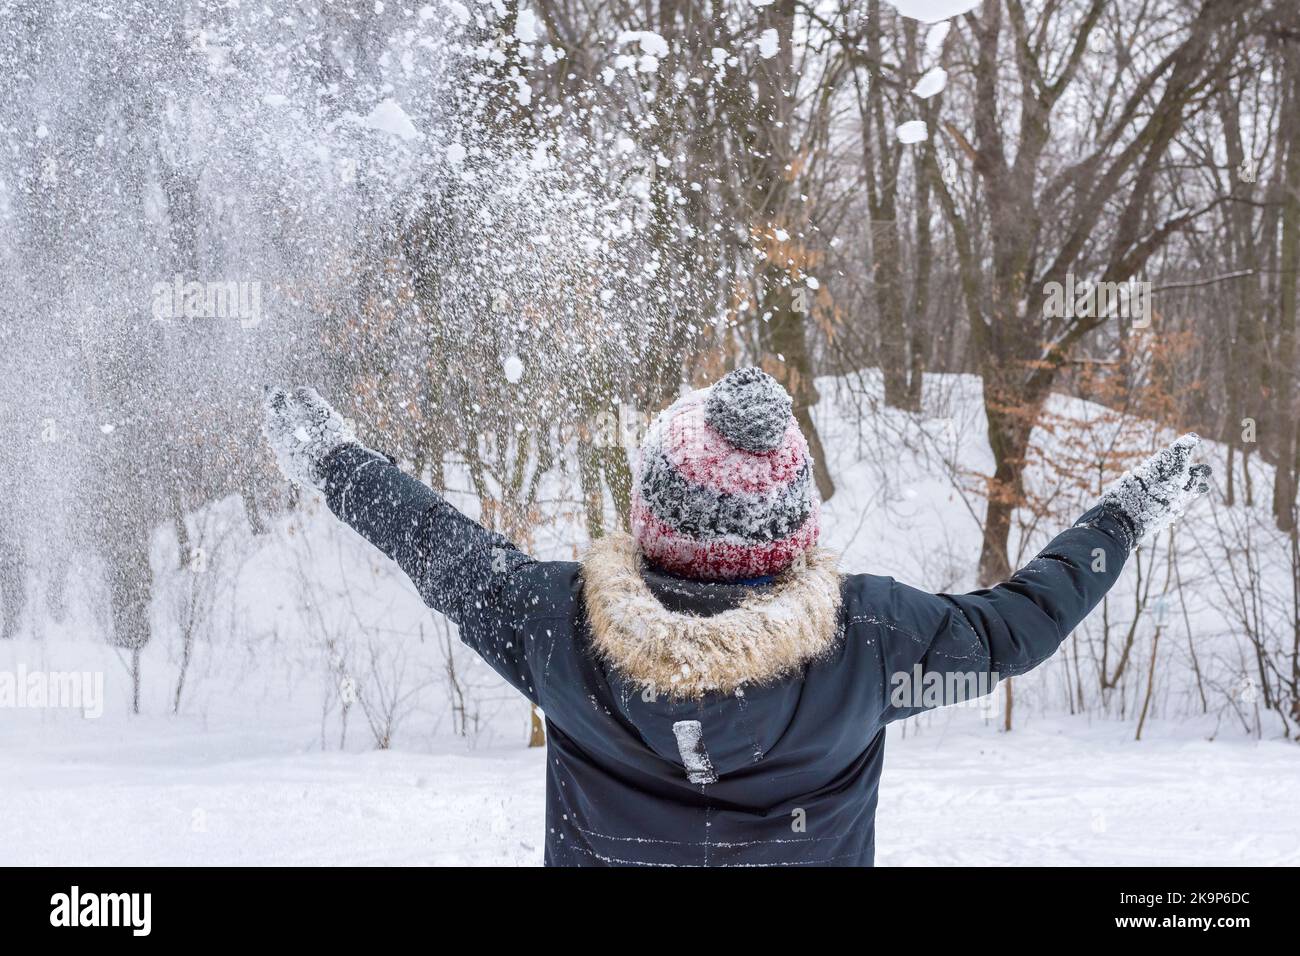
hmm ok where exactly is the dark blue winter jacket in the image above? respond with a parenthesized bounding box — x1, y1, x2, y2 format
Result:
(322, 444, 1134, 867)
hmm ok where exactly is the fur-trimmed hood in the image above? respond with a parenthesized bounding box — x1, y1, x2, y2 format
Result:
(582, 533, 843, 699)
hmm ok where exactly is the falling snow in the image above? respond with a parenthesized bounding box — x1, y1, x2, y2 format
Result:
(912, 67, 948, 99)
(896, 120, 929, 143)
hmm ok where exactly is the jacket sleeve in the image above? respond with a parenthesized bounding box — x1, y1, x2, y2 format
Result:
(319, 443, 545, 704)
(873, 503, 1135, 723)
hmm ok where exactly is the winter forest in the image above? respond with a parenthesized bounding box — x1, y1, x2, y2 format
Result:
(2, 0, 1299, 867)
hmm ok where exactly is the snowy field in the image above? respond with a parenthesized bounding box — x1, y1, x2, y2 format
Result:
(4, 708, 1297, 866)
(2, 371, 1297, 866)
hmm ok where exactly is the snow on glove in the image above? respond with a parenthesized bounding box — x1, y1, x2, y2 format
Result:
(262, 385, 358, 490)
(1099, 433, 1212, 544)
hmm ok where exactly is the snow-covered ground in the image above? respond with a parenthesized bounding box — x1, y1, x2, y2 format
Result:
(4, 708, 1297, 866)
(2, 370, 1297, 866)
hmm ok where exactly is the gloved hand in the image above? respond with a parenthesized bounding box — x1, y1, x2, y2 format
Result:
(1099, 433, 1212, 544)
(262, 385, 358, 490)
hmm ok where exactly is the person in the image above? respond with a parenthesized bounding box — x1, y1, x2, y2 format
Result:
(262, 367, 1211, 867)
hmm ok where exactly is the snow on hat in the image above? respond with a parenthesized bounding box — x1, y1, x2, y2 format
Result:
(631, 366, 821, 582)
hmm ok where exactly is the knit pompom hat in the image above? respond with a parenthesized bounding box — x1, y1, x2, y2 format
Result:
(631, 367, 821, 582)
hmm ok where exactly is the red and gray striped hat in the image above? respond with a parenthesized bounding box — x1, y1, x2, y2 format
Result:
(631, 366, 821, 582)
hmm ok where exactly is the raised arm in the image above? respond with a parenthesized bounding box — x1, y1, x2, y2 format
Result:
(875, 434, 1212, 723)
(261, 385, 545, 702)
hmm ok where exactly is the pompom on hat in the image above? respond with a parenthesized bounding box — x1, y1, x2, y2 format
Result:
(631, 367, 821, 582)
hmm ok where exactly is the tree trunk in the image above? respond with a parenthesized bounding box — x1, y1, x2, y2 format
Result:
(0, 529, 25, 641)
(977, 379, 1040, 586)
(602, 445, 633, 533)
(907, 94, 933, 411)
(1272, 41, 1300, 531)
(577, 439, 605, 540)
(858, 0, 919, 412)
(131, 647, 142, 717)
(750, 0, 835, 501)
(871, 215, 912, 410)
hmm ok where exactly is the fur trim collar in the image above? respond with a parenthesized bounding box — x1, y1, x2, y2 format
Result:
(582, 534, 843, 699)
